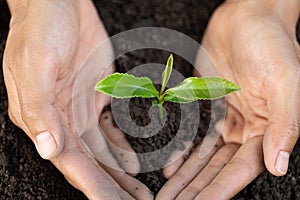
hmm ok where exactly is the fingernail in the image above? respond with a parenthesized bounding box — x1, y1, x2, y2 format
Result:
(35, 131, 57, 159)
(275, 151, 290, 175)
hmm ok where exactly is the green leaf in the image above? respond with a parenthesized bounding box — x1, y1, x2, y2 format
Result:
(151, 99, 158, 106)
(163, 77, 240, 103)
(160, 54, 173, 93)
(95, 73, 159, 98)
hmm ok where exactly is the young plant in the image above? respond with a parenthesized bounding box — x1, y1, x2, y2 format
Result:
(95, 54, 240, 119)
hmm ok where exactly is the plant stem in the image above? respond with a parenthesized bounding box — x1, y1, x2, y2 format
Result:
(158, 104, 164, 120)
(158, 93, 165, 120)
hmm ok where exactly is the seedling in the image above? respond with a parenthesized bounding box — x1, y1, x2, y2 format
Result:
(95, 54, 240, 119)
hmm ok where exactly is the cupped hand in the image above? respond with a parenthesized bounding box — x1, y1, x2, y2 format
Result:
(157, 0, 300, 199)
(3, 0, 152, 199)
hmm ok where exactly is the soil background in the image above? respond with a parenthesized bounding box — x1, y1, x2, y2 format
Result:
(1, 0, 300, 199)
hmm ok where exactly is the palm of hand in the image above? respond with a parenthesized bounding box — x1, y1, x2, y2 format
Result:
(203, 2, 300, 175)
(204, 3, 299, 144)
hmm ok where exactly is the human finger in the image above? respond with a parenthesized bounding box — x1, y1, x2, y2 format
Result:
(156, 136, 223, 200)
(263, 64, 300, 176)
(100, 110, 140, 175)
(51, 128, 134, 200)
(162, 141, 193, 179)
(176, 143, 239, 200)
(80, 119, 153, 200)
(101, 165, 154, 200)
(3, 44, 64, 160)
(195, 136, 264, 200)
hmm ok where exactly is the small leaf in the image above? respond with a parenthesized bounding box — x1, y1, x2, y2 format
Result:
(152, 99, 158, 106)
(164, 77, 240, 103)
(161, 54, 173, 93)
(95, 73, 159, 98)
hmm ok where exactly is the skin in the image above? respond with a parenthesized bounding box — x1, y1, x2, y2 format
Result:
(3, 0, 153, 199)
(158, 0, 300, 199)
(4, 0, 300, 199)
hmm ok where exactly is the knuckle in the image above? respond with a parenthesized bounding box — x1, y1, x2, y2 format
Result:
(228, 156, 248, 170)
(285, 123, 300, 140)
(20, 101, 40, 122)
(173, 170, 189, 186)
(210, 180, 230, 199)
(52, 146, 83, 163)
(184, 185, 200, 194)
(227, 157, 252, 177)
(7, 106, 31, 136)
(209, 156, 227, 169)
(4, 47, 25, 73)
(209, 144, 239, 169)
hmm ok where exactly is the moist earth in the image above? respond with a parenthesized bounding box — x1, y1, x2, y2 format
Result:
(1, 0, 300, 199)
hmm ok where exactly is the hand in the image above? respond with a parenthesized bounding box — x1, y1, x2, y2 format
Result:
(157, 0, 300, 199)
(3, 0, 152, 199)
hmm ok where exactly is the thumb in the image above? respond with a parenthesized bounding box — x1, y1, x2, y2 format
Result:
(8, 55, 65, 160)
(20, 81, 64, 159)
(28, 103, 64, 160)
(263, 72, 300, 176)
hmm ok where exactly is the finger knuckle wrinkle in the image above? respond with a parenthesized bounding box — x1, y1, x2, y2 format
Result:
(54, 146, 84, 163)
(185, 185, 200, 194)
(210, 157, 227, 169)
(211, 180, 230, 199)
(175, 171, 189, 184)
(286, 123, 300, 139)
(229, 157, 254, 173)
(20, 102, 41, 121)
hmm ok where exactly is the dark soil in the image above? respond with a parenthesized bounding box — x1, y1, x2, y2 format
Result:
(110, 87, 212, 194)
(1, 0, 300, 199)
